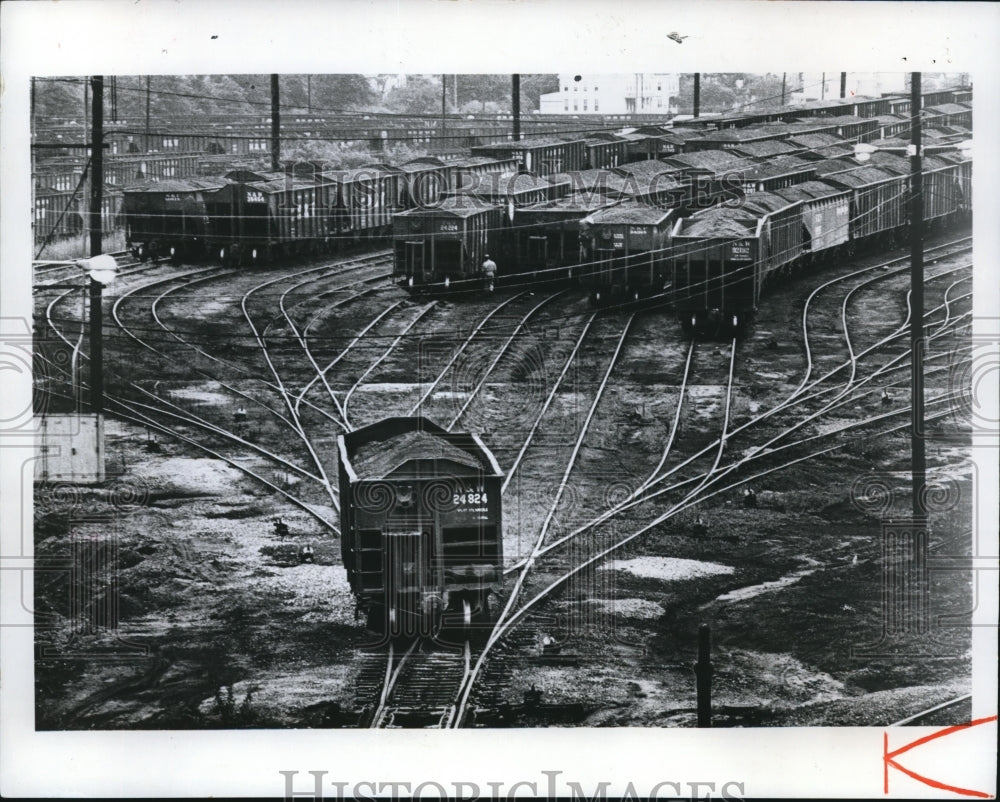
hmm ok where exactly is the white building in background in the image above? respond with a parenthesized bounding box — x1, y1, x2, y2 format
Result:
(539, 74, 680, 115)
(791, 72, 907, 103)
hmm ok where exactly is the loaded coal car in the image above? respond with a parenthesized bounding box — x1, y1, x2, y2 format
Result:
(771, 180, 852, 265)
(728, 138, 805, 160)
(205, 169, 336, 264)
(580, 132, 628, 170)
(442, 170, 571, 211)
(823, 166, 909, 251)
(661, 150, 756, 211)
(324, 163, 404, 240)
(686, 124, 792, 152)
(917, 154, 969, 231)
(470, 136, 587, 177)
(450, 155, 520, 189)
(607, 161, 689, 209)
(736, 155, 816, 193)
(618, 126, 679, 162)
(670, 192, 803, 335)
(123, 177, 226, 261)
(337, 416, 504, 638)
(510, 193, 621, 282)
(397, 157, 453, 209)
(392, 196, 504, 290)
(578, 201, 678, 304)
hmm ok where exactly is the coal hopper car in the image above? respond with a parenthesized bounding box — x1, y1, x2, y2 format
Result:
(337, 417, 504, 639)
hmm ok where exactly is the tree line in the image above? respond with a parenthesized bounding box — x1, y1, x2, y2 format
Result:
(32, 74, 560, 122)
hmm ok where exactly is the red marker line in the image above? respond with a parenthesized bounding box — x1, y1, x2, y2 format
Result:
(883, 714, 998, 797)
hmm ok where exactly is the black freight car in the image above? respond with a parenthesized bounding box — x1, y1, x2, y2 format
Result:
(450, 155, 520, 189)
(337, 416, 504, 638)
(398, 157, 453, 209)
(511, 193, 620, 282)
(206, 170, 336, 263)
(392, 197, 504, 289)
(470, 136, 587, 176)
(123, 177, 226, 260)
(324, 163, 404, 239)
(671, 192, 803, 334)
(771, 180, 852, 264)
(580, 132, 628, 170)
(578, 201, 678, 304)
(823, 166, 908, 249)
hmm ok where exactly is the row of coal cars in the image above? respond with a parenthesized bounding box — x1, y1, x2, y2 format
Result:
(121, 155, 524, 262)
(392, 126, 971, 333)
(121, 114, 971, 334)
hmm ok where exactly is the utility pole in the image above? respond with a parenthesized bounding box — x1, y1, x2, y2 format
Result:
(780, 72, 786, 107)
(307, 75, 312, 114)
(145, 76, 151, 144)
(441, 74, 448, 143)
(270, 74, 280, 172)
(83, 78, 89, 252)
(694, 624, 713, 727)
(31, 77, 36, 242)
(512, 74, 521, 141)
(89, 75, 105, 414)
(693, 73, 701, 118)
(840, 71, 847, 99)
(821, 72, 826, 100)
(909, 72, 926, 523)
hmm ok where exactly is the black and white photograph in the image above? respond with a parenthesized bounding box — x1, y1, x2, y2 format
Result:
(2, 1, 997, 798)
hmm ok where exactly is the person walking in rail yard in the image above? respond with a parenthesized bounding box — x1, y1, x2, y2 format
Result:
(482, 254, 497, 291)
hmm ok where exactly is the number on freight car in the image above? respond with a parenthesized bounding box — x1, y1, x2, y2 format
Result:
(439, 222, 460, 232)
(453, 491, 488, 507)
(729, 240, 753, 260)
(165, 193, 183, 202)
(245, 191, 265, 204)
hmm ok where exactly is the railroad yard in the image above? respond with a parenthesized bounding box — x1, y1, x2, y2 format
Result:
(25, 69, 980, 735)
(33, 229, 974, 730)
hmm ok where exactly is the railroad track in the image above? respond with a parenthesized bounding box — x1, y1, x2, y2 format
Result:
(439, 241, 975, 724)
(368, 639, 471, 729)
(32, 248, 164, 287)
(340, 302, 438, 430)
(889, 694, 973, 727)
(271, 234, 975, 726)
(34, 232, 977, 729)
(38, 250, 398, 529)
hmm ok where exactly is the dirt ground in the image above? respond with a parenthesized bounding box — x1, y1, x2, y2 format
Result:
(34, 232, 975, 729)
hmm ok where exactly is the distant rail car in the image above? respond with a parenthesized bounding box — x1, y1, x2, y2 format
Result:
(392, 197, 504, 288)
(111, 92, 970, 331)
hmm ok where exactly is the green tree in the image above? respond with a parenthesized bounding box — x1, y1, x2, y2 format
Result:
(519, 74, 559, 112)
(677, 74, 738, 114)
(385, 75, 454, 115)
